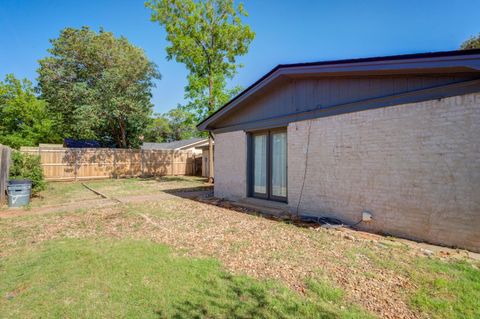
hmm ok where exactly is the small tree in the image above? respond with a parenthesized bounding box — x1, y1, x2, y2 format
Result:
(460, 33, 480, 50)
(144, 107, 200, 142)
(144, 114, 172, 142)
(167, 107, 200, 141)
(9, 151, 46, 195)
(146, 0, 255, 183)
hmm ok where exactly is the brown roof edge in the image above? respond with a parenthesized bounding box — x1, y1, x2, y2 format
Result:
(197, 48, 480, 131)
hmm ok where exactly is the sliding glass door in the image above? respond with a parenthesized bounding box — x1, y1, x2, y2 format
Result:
(252, 134, 268, 197)
(271, 131, 287, 199)
(250, 129, 287, 202)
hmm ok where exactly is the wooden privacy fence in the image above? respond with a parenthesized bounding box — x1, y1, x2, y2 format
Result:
(0, 144, 12, 205)
(20, 147, 196, 181)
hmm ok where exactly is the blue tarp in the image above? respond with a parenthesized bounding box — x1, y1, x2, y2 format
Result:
(64, 138, 102, 148)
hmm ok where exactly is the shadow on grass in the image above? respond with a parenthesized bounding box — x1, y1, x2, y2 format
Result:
(155, 272, 342, 319)
(1, 238, 369, 319)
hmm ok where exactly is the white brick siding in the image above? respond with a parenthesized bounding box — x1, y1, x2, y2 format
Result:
(288, 93, 480, 252)
(214, 130, 247, 200)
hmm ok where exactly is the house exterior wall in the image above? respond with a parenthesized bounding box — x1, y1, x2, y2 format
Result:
(288, 93, 480, 252)
(214, 131, 247, 200)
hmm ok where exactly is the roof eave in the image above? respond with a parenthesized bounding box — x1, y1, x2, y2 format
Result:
(197, 49, 480, 131)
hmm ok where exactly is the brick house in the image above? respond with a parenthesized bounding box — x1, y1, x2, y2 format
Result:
(197, 49, 480, 252)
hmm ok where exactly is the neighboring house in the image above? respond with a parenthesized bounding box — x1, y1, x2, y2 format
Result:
(142, 138, 211, 177)
(141, 138, 208, 154)
(198, 49, 480, 252)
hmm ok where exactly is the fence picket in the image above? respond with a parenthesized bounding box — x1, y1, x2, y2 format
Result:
(19, 147, 195, 181)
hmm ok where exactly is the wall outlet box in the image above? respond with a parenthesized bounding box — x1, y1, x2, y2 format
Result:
(362, 211, 373, 222)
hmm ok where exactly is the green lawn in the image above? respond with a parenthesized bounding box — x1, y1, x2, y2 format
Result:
(0, 239, 369, 319)
(410, 258, 480, 319)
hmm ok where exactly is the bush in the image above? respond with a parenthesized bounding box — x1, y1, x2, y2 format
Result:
(9, 151, 46, 195)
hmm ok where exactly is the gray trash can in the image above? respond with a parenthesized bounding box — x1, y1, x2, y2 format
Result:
(7, 179, 32, 208)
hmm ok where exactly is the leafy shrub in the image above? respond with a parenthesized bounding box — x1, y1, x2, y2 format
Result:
(9, 151, 46, 195)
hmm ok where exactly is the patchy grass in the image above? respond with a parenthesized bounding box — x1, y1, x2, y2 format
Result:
(1, 178, 479, 319)
(23, 176, 209, 208)
(345, 244, 480, 319)
(0, 239, 370, 319)
(30, 182, 99, 207)
(84, 176, 209, 198)
(410, 259, 480, 319)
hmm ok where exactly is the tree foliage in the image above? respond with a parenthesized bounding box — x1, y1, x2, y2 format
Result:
(146, 0, 254, 119)
(0, 74, 59, 149)
(9, 151, 46, 195)
(460, 33, 480, 50)
(144, 106, 200, 142)
(37, 27, 161, 148)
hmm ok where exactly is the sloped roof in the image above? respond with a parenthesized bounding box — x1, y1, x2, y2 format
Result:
(197, 49, 480, 131)
(141, 138, 207, 150)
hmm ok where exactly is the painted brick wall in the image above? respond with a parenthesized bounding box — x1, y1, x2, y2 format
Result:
(214, 130, 247, 200)
(288, 93, 480, 252)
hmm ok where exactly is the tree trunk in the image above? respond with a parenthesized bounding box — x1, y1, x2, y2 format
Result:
(119, 119, 127, 148)
(207, 76, 214, 184)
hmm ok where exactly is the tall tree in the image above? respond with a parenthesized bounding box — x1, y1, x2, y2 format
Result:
(0, 74, 59, 149)
(146, 0, 255, 183)
(460, 33, 480, 50)
(37, 27, 161, 148)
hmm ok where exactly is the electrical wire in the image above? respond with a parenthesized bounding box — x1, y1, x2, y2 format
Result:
(295, 120, 312, 216)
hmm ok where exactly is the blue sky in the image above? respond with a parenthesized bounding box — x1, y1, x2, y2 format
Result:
(1, 0, 479, 114)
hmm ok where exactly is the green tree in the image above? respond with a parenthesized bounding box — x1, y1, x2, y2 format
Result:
(144, 107, 200, 143)
(146, 0, 255, 182)
(460, 33, 480, 50)
(0, 74, 59, 149)
(167, 107, 200, 141)
(144, 114, 172, 142)
(37, 27, 161, 148)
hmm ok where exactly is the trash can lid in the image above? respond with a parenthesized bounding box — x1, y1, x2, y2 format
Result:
(8, 179, 32, 185)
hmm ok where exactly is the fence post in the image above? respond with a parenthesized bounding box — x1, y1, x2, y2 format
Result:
(74, 149, 78, 182)
(140, 149, 144, 178)
(112, 149, 117, 178)
(0, 146, 11, 205)
(130, 149, 134, 177)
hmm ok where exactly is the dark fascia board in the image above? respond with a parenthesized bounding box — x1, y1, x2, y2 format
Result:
(197, 49, 480, 131)
(209, 78, 480, 134)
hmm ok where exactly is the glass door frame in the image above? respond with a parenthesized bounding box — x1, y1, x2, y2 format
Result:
(247, 128, 287, 202)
